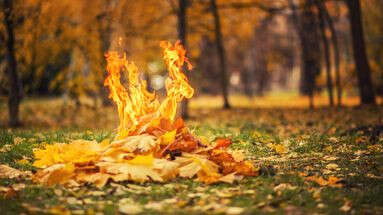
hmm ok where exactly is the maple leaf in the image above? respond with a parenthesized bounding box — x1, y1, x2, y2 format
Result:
(176, 153, 222, 182)
(178, 162, 201, 178)
(34, 163, 75, 185)
(152, 159, 179, 180)
(33, 140, 108, 168)
(110, 134, 157, 153)
(97, 162, 163, 183)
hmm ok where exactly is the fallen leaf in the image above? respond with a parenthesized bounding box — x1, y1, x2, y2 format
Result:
(0, 164, 25, 179)
(273, 183, 297, 192)
(178, 161, 201, 178)
(13, 137, 25, 145)
(215, 138, 232, 148)
(226, 207, 244, 215)
(219, 172, 240, 184)
(340, 201, 351, 212)
(326, 163, 339, 170)
(160, 130, 177, 145)
(144, 202, 163, 210)
(119, 200, 142, 214)
(127, 154, 154, 166)
(111, 134, 157, 153)
(98, 162, 163, 183)
(274, 144, 288, 154)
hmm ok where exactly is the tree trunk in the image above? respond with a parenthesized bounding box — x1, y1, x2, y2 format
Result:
(210, 0, 230, 109)
(316, 0, 334, 106)
(3, 0, 23, 127)
(320, 2, 342, 106)
(289, 0, 321, 109)
(346, 0, 376, 104)
(177, 0, 190, 118)
(241, 69, 253, 97)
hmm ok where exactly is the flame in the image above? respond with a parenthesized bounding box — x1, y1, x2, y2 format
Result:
(104, 41, 193, 139)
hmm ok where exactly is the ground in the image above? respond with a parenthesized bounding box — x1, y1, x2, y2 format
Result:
(0, 95, 383, 214)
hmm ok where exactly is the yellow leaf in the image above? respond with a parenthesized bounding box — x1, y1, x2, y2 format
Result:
(17, 159, 29, 165)
(127, 154, 154, 166)
(326, 163, 339, 170)
(34, 163, 75, 185)
(160, 129, 177, 145)
(274, 144, 288, 154)
(33, 140, 108, 168)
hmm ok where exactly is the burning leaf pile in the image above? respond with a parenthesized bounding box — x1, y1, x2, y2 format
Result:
(33, 41, 259, 187)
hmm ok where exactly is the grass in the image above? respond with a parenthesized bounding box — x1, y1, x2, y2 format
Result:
(0, 96, 383, 214)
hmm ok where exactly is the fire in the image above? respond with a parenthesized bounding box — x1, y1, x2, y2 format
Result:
(105, 41, 193, 139)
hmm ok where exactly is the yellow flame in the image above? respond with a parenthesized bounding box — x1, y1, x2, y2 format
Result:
(105, 41, 193, 139)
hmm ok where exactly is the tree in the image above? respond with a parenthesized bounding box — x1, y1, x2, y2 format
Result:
(253, 15, 273, 96)
(289, 0, 321, 108)
(2, 0, 23, 126)
(210, 0, 230, 109)
(319, 2, 342, 106)
(316, 0, 334, 106)
(362, 0, 383, 96)
(346, 0, 376, 104)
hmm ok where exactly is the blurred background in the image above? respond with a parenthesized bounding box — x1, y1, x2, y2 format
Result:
(0, 0, 382, 128)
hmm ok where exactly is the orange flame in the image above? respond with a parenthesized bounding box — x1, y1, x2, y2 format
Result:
(105, 41, 193, 139)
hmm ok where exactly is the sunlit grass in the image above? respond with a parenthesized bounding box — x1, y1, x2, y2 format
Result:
(190, 94, 382, 109)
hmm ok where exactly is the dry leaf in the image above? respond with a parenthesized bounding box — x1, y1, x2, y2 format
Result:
(219, 172, 243, 184)
(326, 163, 339, 170)
(274, 144, 288, 154)
(340, 201, 351, 212)
(159, 130, 177, 145)
(127, 154, 154, 166)
(226, 207, 245, 215)
(215, 138, 232, 148)
(33, 140, 108, 168)
(34, 163, 75, 185)
(119, 199, 143, 214)
(305, 176, 342, 187)
(111, 134, 156, 153)
(13, 137, 25, 145)
(0, 164, 24, 179)
(178, 161, 201, 178)
(98, 162, 163, 183)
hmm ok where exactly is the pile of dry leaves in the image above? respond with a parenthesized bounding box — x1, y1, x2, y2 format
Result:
(33, 118, 259, 187)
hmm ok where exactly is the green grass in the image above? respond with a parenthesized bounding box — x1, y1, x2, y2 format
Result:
(1, 105, 383, 214)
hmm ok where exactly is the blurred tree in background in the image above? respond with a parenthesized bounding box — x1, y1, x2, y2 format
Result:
(0, 0, 381, 126)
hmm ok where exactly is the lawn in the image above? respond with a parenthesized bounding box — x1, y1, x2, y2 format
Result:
(0, 96, 383, 214)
